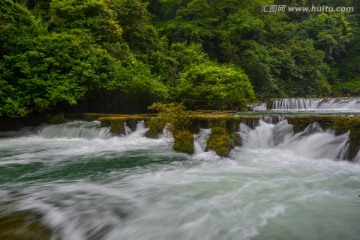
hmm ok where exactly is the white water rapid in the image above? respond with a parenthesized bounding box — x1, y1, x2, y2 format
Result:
(37, 121, 111, 139)
(0, 120, 359, 240)
(272, 98, 360, 111)
(239, 120, 350, 160)
(250, 97, 360, 113)
(194, 128, 212, 154)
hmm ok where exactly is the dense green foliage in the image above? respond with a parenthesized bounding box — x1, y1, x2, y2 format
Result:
(176, 61, 255, 109)
(0, 0, 359, 116)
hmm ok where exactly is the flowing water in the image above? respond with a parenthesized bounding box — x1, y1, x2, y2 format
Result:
(0, 121, 359, 240)
(250, 97, 360, 114)
(271, 98, 360, 111)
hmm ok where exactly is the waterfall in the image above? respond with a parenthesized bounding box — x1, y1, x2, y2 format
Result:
(161, 123, 174, 144)
(37, 120, 149, 139)
(271, 98, 360, 111)
(239, 120, 350, 160)
(240, 121, 275, 148)
(250, 98, 360, 112)
(355, 151, 360, 163)
(194, 128, 212, 154)
(124, 122, 133, 135)
(37, 121, 111, 139)
(126, 120, 149, 138)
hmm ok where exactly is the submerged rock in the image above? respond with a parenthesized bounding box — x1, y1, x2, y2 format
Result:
(0, 210, 51, 240)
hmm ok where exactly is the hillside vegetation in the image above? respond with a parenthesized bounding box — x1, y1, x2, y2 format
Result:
(0, 0, 359, 117)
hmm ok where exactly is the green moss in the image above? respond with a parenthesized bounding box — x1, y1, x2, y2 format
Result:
(173, 130, 194, 154)
(149, 103, 195, 153)
(145, 118, 165, 138)
(96, 113, 359, 160)
(226, 119, 243, 133)
(230, 132, 242, 147)
(207, 132, 233, 157)
(0, 211, 51, 240)
(109, 119, 125, 135)
(333, 116, 360, 160)
(206, 120, 234, 157)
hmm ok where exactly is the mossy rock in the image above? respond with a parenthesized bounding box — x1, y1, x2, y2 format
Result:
(230, 132, 242, 147)
(207, 132, 233, 157)
(225, 118, 242, 133)
(173, 130, 194, 154)
(145, 118, 165, 139)
(109, 119, 125, 135)
(333, 116, 360, 160)
(207, 120, 234, 157)
(0, 211, 51, 240)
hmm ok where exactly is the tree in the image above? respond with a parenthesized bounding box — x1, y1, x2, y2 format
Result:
(176, 61, 255, 109)
(0, 32, 118, 116)
(0, 0, 42, 57)
(239, 41, 279, 97)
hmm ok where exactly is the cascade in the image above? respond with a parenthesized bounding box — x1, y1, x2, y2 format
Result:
(124, 122, 133, 135)
(271, 98, 360, 111)
(239, 120, 350, 160)
(126, 120, 149, 138)
(0, 119, 359, 240)
(37, 121, 111, 139)
(354, 150, 360, 163)
(194, 128, 212, 154)
(250, 98, 360, 112)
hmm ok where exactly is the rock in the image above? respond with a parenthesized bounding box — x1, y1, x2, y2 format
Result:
(173, 130, 194, 154)
(0, 210, 51, 240)
(206, 120, 234, 157)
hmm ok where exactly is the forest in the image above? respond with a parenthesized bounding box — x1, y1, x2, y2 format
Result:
(0, 0, 359, 117)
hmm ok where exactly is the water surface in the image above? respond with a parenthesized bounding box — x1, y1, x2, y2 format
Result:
(0, 121, 359, 240)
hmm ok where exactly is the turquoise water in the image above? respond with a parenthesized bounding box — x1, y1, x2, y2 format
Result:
(0, 121, 359, 240)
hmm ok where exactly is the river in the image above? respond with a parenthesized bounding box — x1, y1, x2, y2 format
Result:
(0, 120, 359, 240)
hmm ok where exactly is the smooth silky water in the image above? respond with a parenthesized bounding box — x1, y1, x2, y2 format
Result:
(249, 97, 360, 115)
(0, 120, 359, 240)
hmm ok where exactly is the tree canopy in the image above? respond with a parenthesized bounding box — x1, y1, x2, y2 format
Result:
(0, 0, 359, 117)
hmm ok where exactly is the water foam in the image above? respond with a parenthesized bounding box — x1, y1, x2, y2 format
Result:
(37, 121, 111, 139)
(239, 120, 350, 160)
(271, 98, 360, 111)
(1, 120, 359, 240)
(250, 97, 360, 113)
(194, 128, 212, 154)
